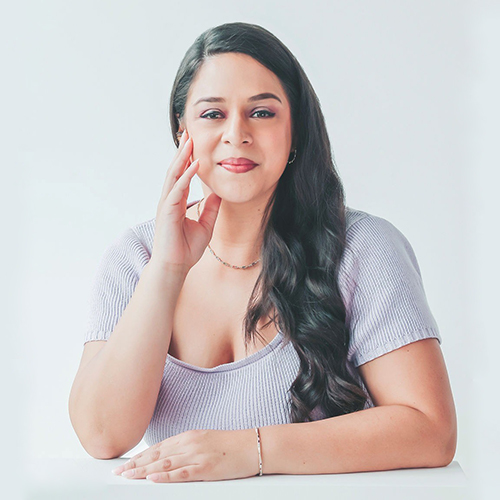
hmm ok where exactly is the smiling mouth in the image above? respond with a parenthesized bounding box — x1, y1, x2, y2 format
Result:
(218, 162, 258, 173)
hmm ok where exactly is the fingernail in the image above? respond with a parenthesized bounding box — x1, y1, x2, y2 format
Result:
(112, 467, 123, 475)
(122, 469, 135, 478)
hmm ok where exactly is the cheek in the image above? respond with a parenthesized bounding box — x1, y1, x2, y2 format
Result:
(189, 134, 214, 158)
(263, 122, 291, 148)
(263, 137, 290, 166)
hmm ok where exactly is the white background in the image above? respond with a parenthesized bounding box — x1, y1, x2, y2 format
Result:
(2, 0, 498, 498)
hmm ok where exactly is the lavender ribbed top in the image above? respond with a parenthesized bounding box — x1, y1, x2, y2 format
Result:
(84, 203, 442, 446)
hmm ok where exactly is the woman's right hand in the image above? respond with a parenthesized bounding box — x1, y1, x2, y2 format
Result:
(150, 129, 222, 274)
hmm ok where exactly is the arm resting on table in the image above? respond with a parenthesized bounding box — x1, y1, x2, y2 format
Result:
(259, 338, 457, 475)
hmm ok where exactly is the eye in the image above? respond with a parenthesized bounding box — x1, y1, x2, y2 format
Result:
(251, 110, 276, 118)
(201, 111, 223, 120)
(200, 110, 276, 120)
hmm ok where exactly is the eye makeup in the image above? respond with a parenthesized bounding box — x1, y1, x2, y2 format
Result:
(200, 109, 276, 119)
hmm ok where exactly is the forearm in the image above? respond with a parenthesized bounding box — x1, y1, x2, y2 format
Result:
(69, 260, 187, 457)
(259, 405, 454, 475)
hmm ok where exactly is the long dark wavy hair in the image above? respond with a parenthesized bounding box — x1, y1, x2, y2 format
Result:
(169, 22, 368, 422)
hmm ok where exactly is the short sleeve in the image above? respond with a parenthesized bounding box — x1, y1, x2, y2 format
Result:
(338, 213, 442, 368)
(84, 227, 151, 344)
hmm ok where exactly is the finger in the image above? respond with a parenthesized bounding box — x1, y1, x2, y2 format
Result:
(121, 453, 190, 480)
(197, 192, 222, 233)
(164, 137, 193, 196)
(170, 129, 189, 164)
(177, 129, 188, 148)
(112, 451, 157, 476)
(165, 159, 199, 207)
(147, 464, 203, 483)
(160, 138, 193, 200)
(112, 441, 162, 476)
(120, 429, 187, 473)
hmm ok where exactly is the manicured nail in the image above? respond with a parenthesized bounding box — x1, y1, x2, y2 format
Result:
(112, 467, 122, 475)
(122, 469, 135, 478)
(147, 473, 160, 481)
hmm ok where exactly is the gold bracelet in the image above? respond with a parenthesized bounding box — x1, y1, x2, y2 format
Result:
(255, 427, 263, 476)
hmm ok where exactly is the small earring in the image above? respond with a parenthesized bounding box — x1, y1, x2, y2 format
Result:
(287, 149, 297, 164)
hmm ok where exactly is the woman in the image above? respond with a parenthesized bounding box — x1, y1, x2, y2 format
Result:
(69, 22, 457, 482)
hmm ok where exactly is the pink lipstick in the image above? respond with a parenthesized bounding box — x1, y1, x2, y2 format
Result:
(218, 157, 258, 173)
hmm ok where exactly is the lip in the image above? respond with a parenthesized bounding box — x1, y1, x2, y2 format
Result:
(218, 157, 258, 173)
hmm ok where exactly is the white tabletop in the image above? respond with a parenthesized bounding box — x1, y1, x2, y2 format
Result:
(22, 457, 471, 500)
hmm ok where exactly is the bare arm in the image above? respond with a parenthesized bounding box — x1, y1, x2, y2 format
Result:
(259, 338, 457, 474)
(69, 128, 220, 459)
(69, 261, 187, 459)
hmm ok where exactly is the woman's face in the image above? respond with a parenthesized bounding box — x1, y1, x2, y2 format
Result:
(180, 52, 293, 204)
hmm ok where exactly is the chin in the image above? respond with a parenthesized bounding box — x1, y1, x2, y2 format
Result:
(199, 176, 269, 205)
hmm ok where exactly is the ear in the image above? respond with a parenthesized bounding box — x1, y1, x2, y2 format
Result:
(176, 113, 185, 135)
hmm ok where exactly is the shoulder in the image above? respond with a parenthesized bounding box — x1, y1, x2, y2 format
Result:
(94, 218, 154, 275)
(344, 206, 415, 261)
(342, 208, 441, 367)
(341, 206, 423, 290)
(345, 206, 373, 232)
(345, 206, 404, 242)
(127, 217, 155, 255)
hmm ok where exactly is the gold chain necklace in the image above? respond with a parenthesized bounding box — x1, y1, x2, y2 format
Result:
(196, 198, 261, 270)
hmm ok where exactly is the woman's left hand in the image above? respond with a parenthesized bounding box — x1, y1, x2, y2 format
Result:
(112, 428, 260, 482)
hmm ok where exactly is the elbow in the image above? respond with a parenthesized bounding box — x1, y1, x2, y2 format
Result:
(69, 397, 137, 459)
(72, 427, 122, 459)
(70, 417, 131, 460)
(72, 428, 141, 460)
(439, 430, 457, 467)
(78, 427, 129, 459)
(69, 407, 115, 459)
(84, 443, 121, 460)
(429, 418, 457, 468)
(79, 434, 132, 460)
(77, 425, 141, 459)
(88, 448, 126, 461)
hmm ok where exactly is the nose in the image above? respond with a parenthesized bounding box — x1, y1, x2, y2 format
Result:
(221, 112, 252, 146)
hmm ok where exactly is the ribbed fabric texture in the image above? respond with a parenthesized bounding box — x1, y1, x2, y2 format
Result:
(84, 202, 442, 446)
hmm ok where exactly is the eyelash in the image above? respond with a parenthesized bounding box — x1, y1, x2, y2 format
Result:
(200, 110, 276, 120)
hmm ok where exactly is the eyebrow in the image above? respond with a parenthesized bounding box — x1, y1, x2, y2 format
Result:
(193, 92, 282, 106)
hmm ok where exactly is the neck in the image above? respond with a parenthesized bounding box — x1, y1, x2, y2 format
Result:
(197, 194, 270, 268)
